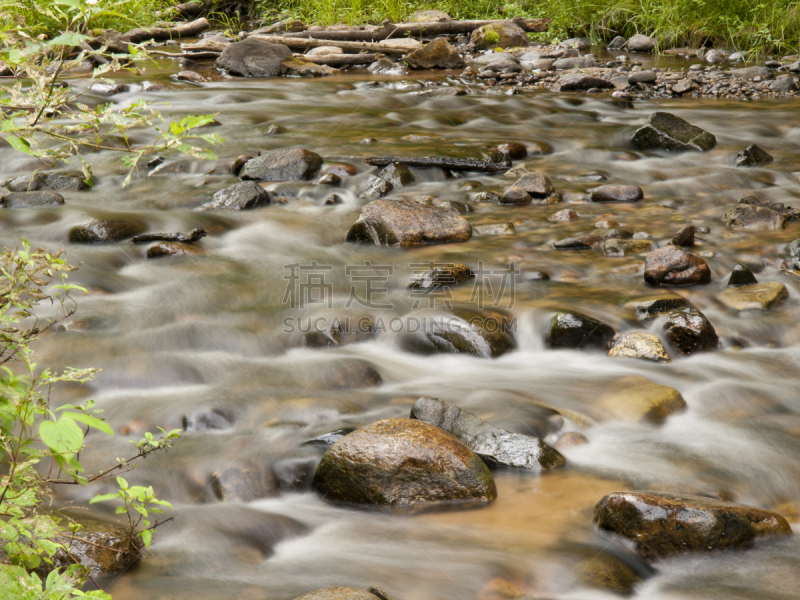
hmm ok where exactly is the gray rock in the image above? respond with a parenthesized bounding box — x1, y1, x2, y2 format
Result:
(474, 222, 515, 235)
(723, 195, 798, 229)
(69, 218, 146, 243)
(210, 462, 278, 502)
(628, 70, 657, 84)
(626, 34, 655, 52)
(6, 172, 88, 192)
(769, 76, 797, 93)
(360, 176, 394, 199)
(557, 72, 614, 91)
(513, 172, 555, 197)
(731, 66, 774, 81)
(553, 228, 633, 249)
(603, 239, 653, 256)
(553, 57, 598, 69)
(215, 37, 293, 77)
(410, 397, 565, 472)
(199, 181, 270, 211)
(608, 36, 626, 50)
(672, 79, 696, 95)
(627, 295, 688, 321)
(545, 311, 615, 350)
(632, 111, 716, 152)
(379, 163, 413, 187)
(146, 242, 203, 258)
(1, 191, 64, 208)
(405, 38, 465, 69)
(590, 184, 643, 203)
(240, 148, 323, 182)
(531, 58, 555, 70)
(736, 144, 774, 167)
(409, 263, 473, 289)
(470, 22, 530, 50)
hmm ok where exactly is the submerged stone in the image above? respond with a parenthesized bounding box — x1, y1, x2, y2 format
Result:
(598, 378, 686, 424)
(671, 223, 695, 246)
(718, 282, 788, 311)
(608, 332, 671, 363)
(545, 311, 615, 350)
(603, 238, 653, 256)
(631, 112, 716, 152)
(1, 191, 64, 208)
(723, 196, 797, 230)
(627, 294, 688, 321)
(400, 308, 515, 359)
(410, 397, 565, 472)
(736, 143, 774, 167)
(590, 184, 643, 203)
(199, 181, 271, 211)
(210, 462, 277, 502)
(239, 148, 323, 182)
(292, 588, 387, 600)
(69, 218, 146, 243)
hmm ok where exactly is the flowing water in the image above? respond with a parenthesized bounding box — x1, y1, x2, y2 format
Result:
(3, 47, 800, 600)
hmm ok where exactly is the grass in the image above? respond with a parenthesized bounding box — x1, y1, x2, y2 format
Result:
(266, 0, 800, 55)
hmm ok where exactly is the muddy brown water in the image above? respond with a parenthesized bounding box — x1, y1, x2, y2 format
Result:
(3, 46, 800, 599)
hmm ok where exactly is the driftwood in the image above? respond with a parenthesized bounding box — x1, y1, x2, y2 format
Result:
(278, 17, 549, 42)
(132, 227, 207, 244)
(147, 50, 222, 59)
(302, 53, 382, 66)
(119, 18, 210, 44)
(363, 155, 510, 173)
(249, 34, 417, 55)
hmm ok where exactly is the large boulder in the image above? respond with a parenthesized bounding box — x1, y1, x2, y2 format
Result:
(644, 246, 711, 286)
(198, 181, 271, 211)
(545, 311, 615, 350)
(312, 418, 497, 508)
(404, 38, 465, 70)
(400, 308, 515, 358)
(594, 492, 792, 561)
(631, 112, 716, 152)
(346, 198, 471, 247)
(626, 34, 655, 52)
(215, 37, 292, 77)
(663, 307, 718, 355)
(1, 191, 64, 208)
(69, 218, 146, 243)
(239, 148, 323, 182)
(471, 22, 530, 50)
(410, 397, 565, 472)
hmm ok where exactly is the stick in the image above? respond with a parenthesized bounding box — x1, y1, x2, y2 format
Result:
(119, 18, 210, 44)
(248, 35, 417, 55)
(363, 155, 511, 173)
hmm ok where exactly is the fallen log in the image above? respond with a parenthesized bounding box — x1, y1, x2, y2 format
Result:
(132, 227, 207, 244)
(275, 17, 549, 42)
(302, 53, 382, 66)
(363, 155, 510, 173)
(119, 18, 210, 44)
(248, 35, 417, 55)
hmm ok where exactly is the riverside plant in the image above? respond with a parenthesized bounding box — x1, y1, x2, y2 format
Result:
(0, 240, 181, 598)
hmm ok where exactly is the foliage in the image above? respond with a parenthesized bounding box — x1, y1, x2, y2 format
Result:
(0, 241, 180, 596)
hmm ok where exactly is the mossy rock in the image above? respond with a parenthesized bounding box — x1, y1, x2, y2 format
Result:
(471, 23, 530, 50)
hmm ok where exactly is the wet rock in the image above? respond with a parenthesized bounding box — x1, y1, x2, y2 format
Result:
(644, 246, 711, 286)
(608, 332, 671, 363)
(231, 154, 254, 175)
(183, 407, 235, 432)
(215, 38, 293, 77)
(731, 66, 774, 81)
(239, 148, 323, 182)
(473, 191, 501, 203)
(409, 263, 473, 289)
(671, 223, 695, 246)
(305, 428, 358, 447)
(599, 377, 686, 424)
(553, 57, 598, 69)
(627, 34, 655, 52)
(594, 492, 792, 561)
(307, 46, 344, 56)
(545, 311, 615, 350)
(631, 112, 716, 152)
(400, 308, 516, 359)
(175, 70, 205, 83)
(548, 208, 578, 222)
(628, 70, 657, 84)
(440, 200, 473, 214)
(379, 163, 413, 187)
(576, 546, 653, 595)
(736, 143, 774, 167)
(769, 76, 798, 93)
(272, 457, 317, 491)
(553, 228, 633, 249)
(511, 172, 555, 198)
(727, 264, 758, 287)
(603, 239, 653, 256)
(6, 172, 88, 192)
(628, 294, 688, 321)
(663, 307, 718, 355)
(146, 242, 203, 258)
(471, 23, 529, 50)
(557, 73, 614, 91)
(723, 196, 795, 230)
(266, 124, 285, 135)
(199, 181, 270, 211)
(210, 462, 277, 502)
(718, 282, 788, 311)
(312, 418, 497, 508)
(590, 184, 643, 203)
(360, 176, 394, 199)
(282, 56, 338, 76)
(292, 588, 387, 600)
(322, 361, 382, 389)
(1, 191, 64, 208)
(416, 87, 467, 97)
(46, 522, 142, 579)
(318, 173, 341, 186)
(346, 198, 471, 247)
(91, 82, 129, 95)
(671, 79, 696, 95)
(499, 186, 531, 205)
(474, 223, 515, 235)
(69, 218, 146, 243)
(304, 316, 374, 348)
(554, 431, 589, 450)
(404, 38, 465, 70)
(608, 36, 626, 50)
(496, 143, 527, 160)
(410, 397, 565, 472)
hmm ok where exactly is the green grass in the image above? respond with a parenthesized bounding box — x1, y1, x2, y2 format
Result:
(266, 0, 800, 55)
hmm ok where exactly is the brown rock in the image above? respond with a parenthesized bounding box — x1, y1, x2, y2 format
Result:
(663, 307, 718, 355)
(147, 242, 203, 258)
(671, 223, 695, 246)
(471, 22, 530, 50)
(590, 184, 643, 203)
(644, 246, 711, 286)
(405, 38, 465, 70)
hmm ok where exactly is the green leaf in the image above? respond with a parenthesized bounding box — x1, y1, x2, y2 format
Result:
(89, 492, 120, 504)
(6, 136, 33, 156)
(39, 419, 84, 455)
(140, 529, 152, 548)
(47, 33, 90, 47)
(62, 412, 113, 436)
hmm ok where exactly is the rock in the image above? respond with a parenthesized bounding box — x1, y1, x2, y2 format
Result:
(239, 148, 323, 182)
(322, 361, 382, 389)
(272, 457, 317, 491)
(210, 462, 277, 501)
(379, 163, 413, 187)
(628, 294, 688, 321)
(252, 19, 307, 35)
(554, 431, 589, 450)
(553, 228, 633, 249)
(474, 223, 515, 235)
(736, 143, 774, 167)
(305, 428, 358, 447)
(409, 263, 473, 289)
(608, 332, 670, 363)
(266, 124, 285, 135)
(545, 311, 615, 350)
(410, 9, 451, 21)
(594, 492, 792, 561)
(1, 191, 64, 208)
(400, 308, 515, 359)
(628, 70, 657, 84)
(548, 208, 578, 222)
(671, 79, 696, 95)
(599, 378, 685, 424)
(346, 198, 471, 247)
(644, 246, 711, 286)
(590, 184, 643, 203)
(663, 307, 718, 355)
(531, 58, 555, 70)
(69, 218, 146, 243)
(512, 172, 555, 197)
(723, 196, 797, 230)
(626, 34, 655, 52)
(304, 317, 374, 348)
(603, 239, 653, 256)
(215, 38, 293, 77)
(553, 57, 598, 69)
(577, 548, 649, 594)
(631, 112, 716, 152)
(557, 73, 614, 91)
(46, 522, 142, 579)
(560, 37, 591, 50)
(182, 407, 235, 432)
(282, 56, 338, 76)
(91, 82, 129, 95)
(146, 242, 203, 258)
(769, 75, 798, 93)
(6, 172, 88, 192)
(718, 282, 788, 311)
(731, 66, 774, 81)
(496, 143, 527, 160)
(318, 173, 341, 186)
(727, 264, 758, 287)
(499, 186, 531, 205)
(199, 181, 270, 211)
(471, 23, 529, 50)
(608, 36, 626, 49)
(292, 588, 386, 600)
(671, 223, 695, 246)
(787, 239, 800, 257)
(410, 397, 565, 472)
(360, 176, 394, 199)
(175, 70, 205, 83)
(404, 38, 465, 70)
(416, 87, 466, 97)
(440, 200, 473, 214)
(312, 418, 497, 508)
(306, 45, 344, 56)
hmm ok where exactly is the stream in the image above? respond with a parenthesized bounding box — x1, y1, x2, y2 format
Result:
(3, 44, 800, 600)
